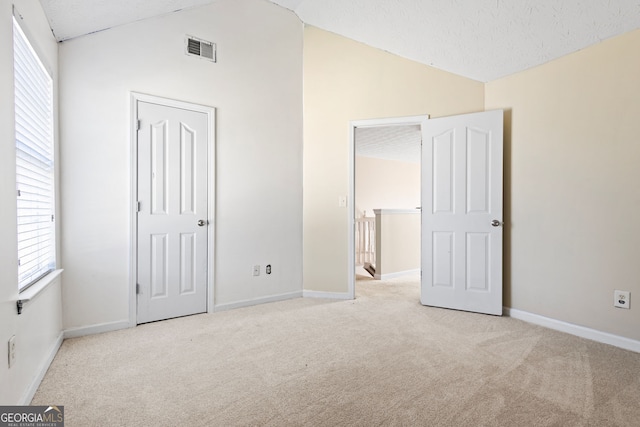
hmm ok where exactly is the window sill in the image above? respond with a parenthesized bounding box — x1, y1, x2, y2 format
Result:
(19, 269, 63, 305)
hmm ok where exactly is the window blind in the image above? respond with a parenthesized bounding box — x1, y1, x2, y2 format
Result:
(13, 16, 56, 291)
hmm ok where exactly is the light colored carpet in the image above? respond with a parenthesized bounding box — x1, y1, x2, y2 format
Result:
(33, 274, 640, 426)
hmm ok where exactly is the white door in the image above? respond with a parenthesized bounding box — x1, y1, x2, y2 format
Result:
(421, 110, 503, 315)
(136, 101, 209, 324)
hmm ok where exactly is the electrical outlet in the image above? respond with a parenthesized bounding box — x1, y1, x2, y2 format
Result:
(614, 290, 630, 309)
(8, 335, 16, 368)
(253, 265, 260, 276)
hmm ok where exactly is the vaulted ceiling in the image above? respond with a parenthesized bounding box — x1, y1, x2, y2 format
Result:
(39, 0, 640, 82)
(38, 0, 639, 162)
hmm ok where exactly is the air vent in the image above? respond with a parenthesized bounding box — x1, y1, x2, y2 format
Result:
(186, 35, 216, 62)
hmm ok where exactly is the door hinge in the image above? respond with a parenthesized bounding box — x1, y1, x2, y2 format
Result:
(136, 283, 140, 294)
(51, 214, 55, 222)
(136, 119, 141, 131)
(136, 201, 141, 212)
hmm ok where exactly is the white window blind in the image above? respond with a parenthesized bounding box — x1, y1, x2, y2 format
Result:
(13, 16, 56, 291)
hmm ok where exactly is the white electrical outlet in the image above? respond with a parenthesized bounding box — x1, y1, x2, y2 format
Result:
(253, 265, 260, 276)
(614, 290, 630, 309)
(8, 335, 16, 368)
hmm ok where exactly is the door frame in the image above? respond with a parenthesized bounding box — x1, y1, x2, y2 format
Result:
(348, 115, 429, 300)
(129, 92, 216, 326)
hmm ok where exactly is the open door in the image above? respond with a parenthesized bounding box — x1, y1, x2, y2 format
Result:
(421, 110, 503, 315)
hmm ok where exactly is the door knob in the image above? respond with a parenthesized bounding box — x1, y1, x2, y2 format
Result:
(198, 219, 207, 227)
(491, 220, 503, 227)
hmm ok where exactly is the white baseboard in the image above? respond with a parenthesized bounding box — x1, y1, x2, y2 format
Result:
(21, 332, 64, 405)
(374, 269, 420, 281)
(303, 290, 352, 300)
(504, 307, 640, 354)
(63, 320, 131, 339)
(214, 291, 303, 312)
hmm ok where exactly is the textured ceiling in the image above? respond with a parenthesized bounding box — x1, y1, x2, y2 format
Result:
(356, 126, 422, 164)
(38, 0, 640, 81)
(272, 0, 640, 82)
(38, 0, 639, 161)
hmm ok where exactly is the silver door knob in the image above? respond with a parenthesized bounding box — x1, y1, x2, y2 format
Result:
(198, 220, 207, 227)
(491, 220, 503, 227)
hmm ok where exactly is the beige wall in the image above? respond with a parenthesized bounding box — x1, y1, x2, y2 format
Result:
(303, 26, 484, 293)
(305, 24, 640, 342)
(355, 156, 420, 218)
(375, 211, 421, 278)
(486, 29, 640, 341)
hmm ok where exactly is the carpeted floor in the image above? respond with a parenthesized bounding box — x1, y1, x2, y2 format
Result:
(33, 274, 640, 426)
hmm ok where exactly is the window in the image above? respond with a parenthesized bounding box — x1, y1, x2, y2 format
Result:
(13, 15, 56, 291)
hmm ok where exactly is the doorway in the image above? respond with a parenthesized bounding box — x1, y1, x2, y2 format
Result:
(130, 93, 216, 324)
(349, 111, 504, 315)
(348, 116, 429, 299)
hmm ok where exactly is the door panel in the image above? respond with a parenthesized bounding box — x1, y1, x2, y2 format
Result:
(137, 101, 208, 324)
(180, 123, 197, 215)
(421, 110, 503, 315)
(433, 130, 454, 214)
(180, 232, 197, 294)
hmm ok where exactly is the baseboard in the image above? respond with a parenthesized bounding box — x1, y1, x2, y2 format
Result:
(63, 320, 131, 339)
(374, 269, 421, 281)
(302, 290, 352, 300)
(214, 291, 303, 312)
(504, 307, 640, 354)
(20, 331, 64, 405)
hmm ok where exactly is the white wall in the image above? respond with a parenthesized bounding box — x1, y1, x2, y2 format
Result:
(59, 0, 303, 330)
(0, 0, 63, 405)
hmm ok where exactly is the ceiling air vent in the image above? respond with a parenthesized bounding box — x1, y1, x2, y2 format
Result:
(186, 35, 216, 62)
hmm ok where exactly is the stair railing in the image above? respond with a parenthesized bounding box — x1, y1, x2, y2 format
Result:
(355, 216, 376, 266)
